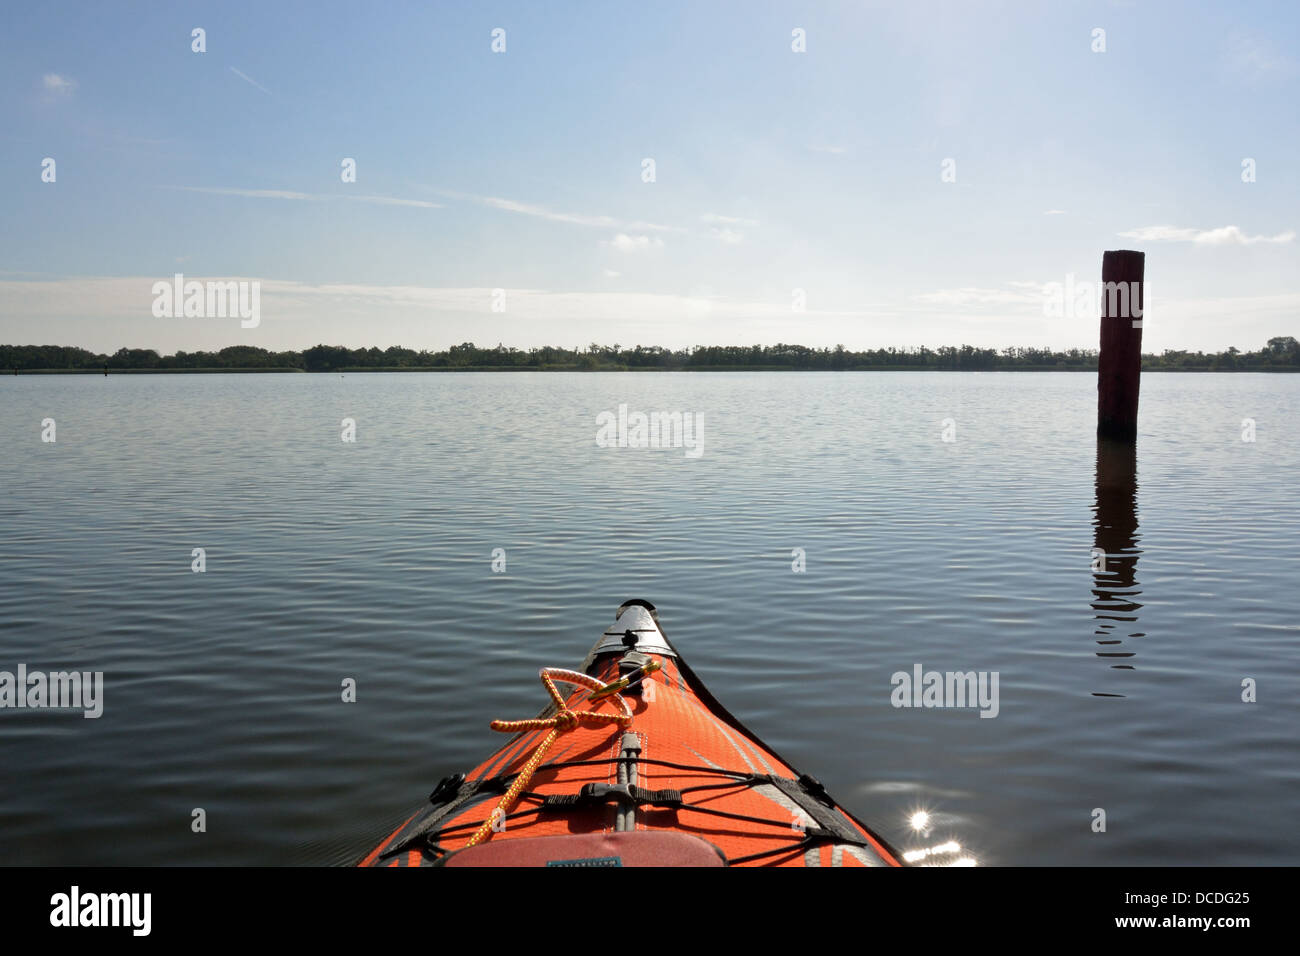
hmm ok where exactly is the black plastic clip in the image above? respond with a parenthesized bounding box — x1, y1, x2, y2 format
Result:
(428, 772, 466, 806)
(799, 773, 833, 806)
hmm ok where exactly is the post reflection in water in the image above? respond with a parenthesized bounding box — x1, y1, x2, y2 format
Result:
(1091, 438, 1144, 697)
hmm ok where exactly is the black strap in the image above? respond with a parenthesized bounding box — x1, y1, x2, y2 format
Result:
(376, 775, 504, 860)
(540, 783, 683, 811)
(757, 774, 871, 848)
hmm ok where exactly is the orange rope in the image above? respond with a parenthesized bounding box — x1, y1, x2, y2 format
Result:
(464, 667, 633, 848)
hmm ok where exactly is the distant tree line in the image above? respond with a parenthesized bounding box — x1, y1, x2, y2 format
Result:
(2, 337, 1297, 372)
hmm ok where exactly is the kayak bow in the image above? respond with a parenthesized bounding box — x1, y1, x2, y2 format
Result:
(359, 600, 904, 867)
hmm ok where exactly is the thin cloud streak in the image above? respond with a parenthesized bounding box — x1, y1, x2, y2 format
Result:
(347, 194, 443, 208)
(700, 213, 759, 227)
(433, 188, 685, 233)
(229, 67, 272, 95)
(1119, 224, 1295, 245)
(160, 186, 442, 208)
(911, 285, 1042, 308)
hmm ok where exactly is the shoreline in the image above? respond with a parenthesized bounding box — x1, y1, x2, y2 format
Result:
(6, 365, 1298, 375)
(7, 339, 1296, 374)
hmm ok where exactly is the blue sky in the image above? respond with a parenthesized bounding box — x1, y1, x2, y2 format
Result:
(2, 0, 1297, 354)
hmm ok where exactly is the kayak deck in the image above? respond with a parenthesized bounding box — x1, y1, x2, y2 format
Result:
(360, 600, 903, 867)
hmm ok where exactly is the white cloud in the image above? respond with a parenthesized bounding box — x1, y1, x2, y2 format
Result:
(170, 186, 314, 201)
(1224, 34, 1295, 80)
(911, 285, 1042, 308)
(348, 194, 443, 209)
(1043, 209, 1067, 215)
(482, 195, 618, 227)
(1118, 224, 1295, 245)
(603, 270, 621, 278)
(438, 190, 683, 233)
(229, 67, 272, 95)
(42, 73, 76, 96)
(161, 186, 442, 208)
(607, 234, 663, 252)
(700, 213, 758, 227)
(700, 214, 754, 243)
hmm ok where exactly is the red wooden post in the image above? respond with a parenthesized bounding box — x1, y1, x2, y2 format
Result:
(1097, 250, 1145, 440)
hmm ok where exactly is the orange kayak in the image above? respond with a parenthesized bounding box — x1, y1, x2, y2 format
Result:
(359, 600, 904, 867)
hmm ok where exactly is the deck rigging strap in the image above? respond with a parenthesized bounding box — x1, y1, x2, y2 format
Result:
(375, 775, 500, 861)
(760, 773, 873, 848)
(541, 782, 683, 811)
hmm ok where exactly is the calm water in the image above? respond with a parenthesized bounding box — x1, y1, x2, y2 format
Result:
(1, 371, 1296, 865)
